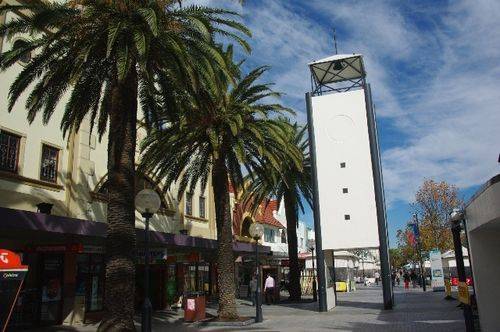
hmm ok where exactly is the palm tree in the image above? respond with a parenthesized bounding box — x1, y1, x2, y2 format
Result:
(140, 48, 300, 318)
(0, 2, 249, 329)
(243, 121, 312, 301)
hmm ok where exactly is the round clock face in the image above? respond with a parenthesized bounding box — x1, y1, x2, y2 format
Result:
(325, 114, 355, 143)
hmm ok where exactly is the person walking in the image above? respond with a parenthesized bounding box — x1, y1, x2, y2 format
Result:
(374, 271, 380, 286)
(396, 272, 400, 286)
(410, 270, 417, 288)
(403, 271, 410, 289)
(264, 274, 275, 305)
(249, 275, 258, 306)
(391, 271, 396, 287)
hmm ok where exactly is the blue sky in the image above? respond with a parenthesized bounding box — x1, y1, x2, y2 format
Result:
(194, 0, 500, 246)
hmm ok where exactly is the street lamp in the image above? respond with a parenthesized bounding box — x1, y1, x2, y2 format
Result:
(450, 208, 474, 332)
(307, 239, 317, 302)
(249, 222, 264, 323)
(135, 189, 161, 332)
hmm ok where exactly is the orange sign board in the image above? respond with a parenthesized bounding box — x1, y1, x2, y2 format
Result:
(458, 281, 470, 304)
(444, 278, 452, 297)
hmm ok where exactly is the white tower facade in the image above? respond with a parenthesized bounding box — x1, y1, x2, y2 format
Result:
(306, 54, 392, 311)
(308, 54, 382, 250)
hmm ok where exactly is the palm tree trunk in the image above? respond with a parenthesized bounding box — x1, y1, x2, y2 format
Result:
(212, 156, 238, 319)
(99, 71, 138, 332)
(284, 191, 302, 301)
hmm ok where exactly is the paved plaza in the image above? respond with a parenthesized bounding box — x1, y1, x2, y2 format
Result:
(34, 286, 465, 332)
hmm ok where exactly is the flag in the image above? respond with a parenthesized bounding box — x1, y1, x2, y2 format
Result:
(406, 230, 416, 247)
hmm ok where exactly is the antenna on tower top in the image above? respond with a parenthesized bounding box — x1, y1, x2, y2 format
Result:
(333, 28, 338, 54)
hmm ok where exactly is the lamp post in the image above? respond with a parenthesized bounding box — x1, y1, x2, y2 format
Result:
(411, 213, 426, 292)
(249, 222, 264, 323)
(308, 239, 317, 302)
(450, 208, 474, 332)
(135, 189, 161, 332)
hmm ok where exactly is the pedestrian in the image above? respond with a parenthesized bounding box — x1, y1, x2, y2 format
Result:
(403, 271, 410, 289)
(264, 274, 275, 305)
(374, 271, 380, 286)
(391, 271, 396, 287)
(249, 275, 257, 306)
(410, 270, 417, 288)
(396, 273, 400, 286)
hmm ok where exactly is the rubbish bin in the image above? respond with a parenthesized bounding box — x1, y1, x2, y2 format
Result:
(183, 291, 206, 322)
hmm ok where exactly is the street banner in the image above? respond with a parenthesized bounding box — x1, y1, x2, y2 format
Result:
(310, 90, 380, 250)
(429, 249, 444, 291)
(0, 249, 29, 332)
(458, 281, 470, 304)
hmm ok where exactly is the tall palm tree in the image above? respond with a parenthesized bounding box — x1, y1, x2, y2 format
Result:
(140, 48, 300, 318)
(0, 2, 249, 329)
(243, 121, 312, 301)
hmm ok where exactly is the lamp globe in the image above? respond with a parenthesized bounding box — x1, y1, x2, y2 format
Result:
(249, 223, 264, 240)
(135, 189, 161, 215)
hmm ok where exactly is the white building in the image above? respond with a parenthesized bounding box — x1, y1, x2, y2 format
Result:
(274, 201, 313, 254)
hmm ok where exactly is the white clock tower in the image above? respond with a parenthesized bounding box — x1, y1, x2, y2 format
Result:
(306, 54, 392, 311)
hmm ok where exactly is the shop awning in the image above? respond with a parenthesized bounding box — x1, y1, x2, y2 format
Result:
(0, 206, 270, 254)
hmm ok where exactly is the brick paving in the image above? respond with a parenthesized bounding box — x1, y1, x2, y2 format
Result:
(31, 285, 465, 332)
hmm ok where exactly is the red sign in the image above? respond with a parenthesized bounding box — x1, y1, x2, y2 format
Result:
(0, 249, 27, 270)
(1, 249, 29, 332)
(187, 252, 200, 263)
(451, 277, 473, 286)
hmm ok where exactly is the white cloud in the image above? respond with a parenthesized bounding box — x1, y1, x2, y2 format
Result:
(192, 0, 500, 204)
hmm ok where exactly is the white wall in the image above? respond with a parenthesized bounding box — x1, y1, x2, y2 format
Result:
(261, 225, 287, 255)
(310, 90, 379, 250)
(0, 9, 70, 215)
(465, 177, 500, 332)
(273, 201, 311, 255)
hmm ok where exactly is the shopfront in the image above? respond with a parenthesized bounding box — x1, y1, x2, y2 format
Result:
(135, 250, 216, 310)
(3, 244, 105, 328)
(0, 207, 270, 328)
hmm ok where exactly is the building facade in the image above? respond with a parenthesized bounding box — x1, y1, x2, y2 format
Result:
(0, 3, 264, 328)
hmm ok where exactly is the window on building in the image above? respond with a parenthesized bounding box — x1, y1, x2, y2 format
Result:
(199, 196, 206, 219)
(264, 228, 275, 243)
(281, 230, 287, 243)
(185, 192, 193, 216)
(12, 39, 32, 64)
(344, 214, 351, 221)
(342, 188, 349, 194)
(340, 162, 346, 168)
(0, 131, 21, 173)
(40, 144, 59, 183)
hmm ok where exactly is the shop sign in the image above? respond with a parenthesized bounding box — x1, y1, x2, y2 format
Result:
(1, 249, 29, 332)
(82, 245, 105, 254)
(429, 249, 445, 291)
(458, 281, 470, 304)
(136, 248, 168, 264)
(29, 244, 83, 253)
(187, 252, 200, 263)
